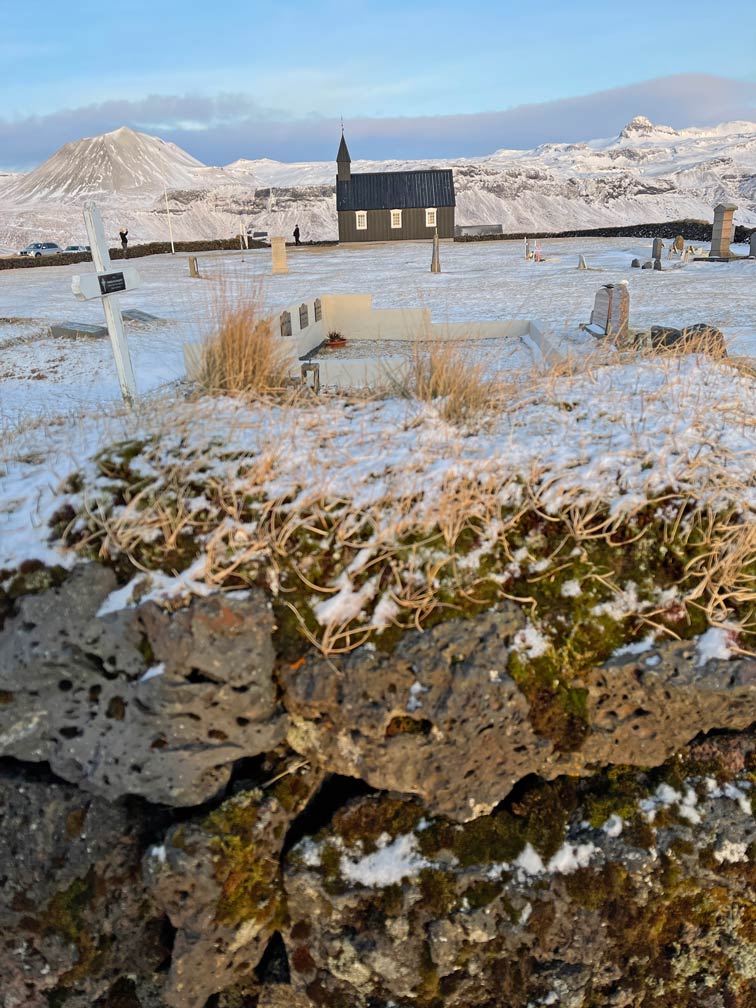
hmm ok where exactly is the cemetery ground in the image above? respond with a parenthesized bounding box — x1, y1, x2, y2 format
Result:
(1, 236, 755, 420)
(1, 235, 755, 679)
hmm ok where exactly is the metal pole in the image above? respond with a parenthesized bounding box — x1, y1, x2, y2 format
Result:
(164, 187, 175, 254)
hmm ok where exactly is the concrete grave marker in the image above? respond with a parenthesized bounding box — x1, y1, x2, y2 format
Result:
(71, 202, 138, 405)
(750, 232, 756, 258)
(710, 203, 737, 258)
(578, 254, 588, 270)
(122, 309, 160, 324)
(271, 236, 288, 274)
(188, 256, 200, 278)
(652, 237, 664, 260)
(50, 321, 109, 340)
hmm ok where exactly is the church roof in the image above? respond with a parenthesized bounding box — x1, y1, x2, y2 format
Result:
(337, 134, 351, 162)
(337, 169, 455, 211)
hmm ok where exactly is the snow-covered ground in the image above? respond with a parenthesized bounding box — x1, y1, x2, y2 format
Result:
(1, 236, 754, 425)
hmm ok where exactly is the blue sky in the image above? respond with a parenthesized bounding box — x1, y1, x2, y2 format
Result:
(1, 0, 755, 168)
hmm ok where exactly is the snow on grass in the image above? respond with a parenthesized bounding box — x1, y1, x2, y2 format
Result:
(313, 572, 378, 626)
(1, 352, 754, 657)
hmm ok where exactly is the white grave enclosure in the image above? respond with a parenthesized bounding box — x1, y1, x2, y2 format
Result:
(184, 292, 559, 391)
(71, 202, 139, 404)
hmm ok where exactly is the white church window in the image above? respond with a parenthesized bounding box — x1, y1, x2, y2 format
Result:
(355, 210, 367, 230)
(425, 208, 437, 227)
(390, 209, 402, 229)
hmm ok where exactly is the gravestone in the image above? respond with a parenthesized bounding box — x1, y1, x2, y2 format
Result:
(642, 261, 654, 270)
(299, 303, 309, 329)
(631, 258, 641, 268)
(652, 237, 664, 260)
(122, 309, 160, 324)
(430, 231, 441, 273)
(271, 236, 288, 274)
(582, 282, 629, 342)
(524, 238, 534, 260)
(653, 259, 663, 271)
(188, 256, 199, 278)
(50, 321, 108, 340)
(709, 203, 737, 258)
(750, 232, 756, 258)
(578, 255, 587, 270)
(642, 323, 727, 357)
(280, 311, 292, 338)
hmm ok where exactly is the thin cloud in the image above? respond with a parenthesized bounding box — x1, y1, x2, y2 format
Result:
(1, 74, 755, 171)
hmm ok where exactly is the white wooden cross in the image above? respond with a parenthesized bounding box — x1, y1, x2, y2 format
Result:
(71, 202, 139, 405)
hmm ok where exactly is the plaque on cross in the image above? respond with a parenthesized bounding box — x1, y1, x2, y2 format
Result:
(71, 203, 139, 405)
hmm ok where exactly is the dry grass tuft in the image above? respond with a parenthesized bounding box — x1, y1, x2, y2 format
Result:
(407, 339, 500, 424)
(197, 291, 292, 397)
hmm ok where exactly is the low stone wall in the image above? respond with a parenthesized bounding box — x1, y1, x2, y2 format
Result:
(2, 563, 756, 1008)
(0, 237, 268, 270)
(454, 220, 756, 243)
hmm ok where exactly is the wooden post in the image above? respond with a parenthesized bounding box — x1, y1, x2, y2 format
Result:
(77, 202, 138, 406)
(430, 230, 441, 273)
(188, 256, 199, 278)
(164, 188, 175, 254)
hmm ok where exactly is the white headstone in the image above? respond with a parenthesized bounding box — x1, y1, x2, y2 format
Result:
(72, 203, 138, 405)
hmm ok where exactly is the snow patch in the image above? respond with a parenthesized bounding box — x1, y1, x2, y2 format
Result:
(339, 833, 431, 888)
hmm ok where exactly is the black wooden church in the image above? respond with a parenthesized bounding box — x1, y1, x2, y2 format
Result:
(336, 133, 455, 243)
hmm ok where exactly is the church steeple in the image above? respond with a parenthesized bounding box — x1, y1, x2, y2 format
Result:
(337, 129, 351, 183)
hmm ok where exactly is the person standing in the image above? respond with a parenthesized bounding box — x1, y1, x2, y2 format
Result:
(119, 228, 129, 257)
(293, 224, 301, 246)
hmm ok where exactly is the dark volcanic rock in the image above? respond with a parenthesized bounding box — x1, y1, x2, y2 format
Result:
(283, 612, 756, 820)
(0, 764, 167, 1008)
(145, 757, 323, 1008)
(0, 566, 285, 805)
(281, 751, 756, 1008)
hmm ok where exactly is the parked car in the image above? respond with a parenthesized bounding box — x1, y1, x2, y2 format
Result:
(18, 242, 63, 257)
(62, 245, 91, 254)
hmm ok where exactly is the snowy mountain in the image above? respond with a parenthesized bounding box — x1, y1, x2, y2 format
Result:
(3, 127, 220, 203)
(1, 118, 755, 249)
